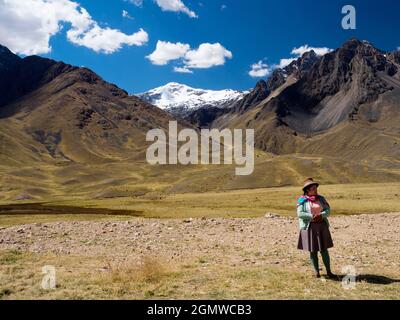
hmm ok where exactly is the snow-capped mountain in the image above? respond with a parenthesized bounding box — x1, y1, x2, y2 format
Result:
(136, 82, 247, 117)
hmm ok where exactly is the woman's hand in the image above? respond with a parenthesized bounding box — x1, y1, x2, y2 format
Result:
(312, 213, 323, 223)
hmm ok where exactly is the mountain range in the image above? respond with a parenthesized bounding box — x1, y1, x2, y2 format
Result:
(0, 38, 399, 202)
(212, 39, 400, 162)
(0, 44, 190, 165)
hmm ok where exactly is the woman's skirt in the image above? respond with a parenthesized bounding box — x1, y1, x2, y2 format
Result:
(297, 221, 334, 252)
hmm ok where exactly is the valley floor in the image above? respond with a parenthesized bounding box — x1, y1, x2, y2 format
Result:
(1, 212, 399, 299)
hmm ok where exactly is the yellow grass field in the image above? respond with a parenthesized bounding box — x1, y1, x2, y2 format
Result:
(1, 182, 400, 300)
(1, 182, 400, 226)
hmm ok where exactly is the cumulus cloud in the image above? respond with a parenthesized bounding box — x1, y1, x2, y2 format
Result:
(249, 44, 332, 78)
(122, 10, 134, 19)
(248, 60, 270, 78)
(146, 41, 190, 65)
(0, 0, 148, 55)
(68, 26, 148, 54)
(173, 66, 193, 73)
(275, 58, 296, 69)
(291, 45, 333, 57)
(154, 0, 197, 18)
(147, 41, 232, 73)
(274, 45, 333, 69)
(184, 43, 232, 69)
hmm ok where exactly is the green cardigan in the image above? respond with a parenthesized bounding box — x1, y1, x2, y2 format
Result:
(296, 195, 331, 230)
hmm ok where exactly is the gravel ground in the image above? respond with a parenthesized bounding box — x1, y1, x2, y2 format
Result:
(1, 213, 400, 276)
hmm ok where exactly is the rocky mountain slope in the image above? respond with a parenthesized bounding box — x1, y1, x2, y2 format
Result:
(210, 39, 400, 167)
(0, 45, 187, 166)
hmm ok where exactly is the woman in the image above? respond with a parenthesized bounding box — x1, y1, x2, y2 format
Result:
(297, 178, 337, 279)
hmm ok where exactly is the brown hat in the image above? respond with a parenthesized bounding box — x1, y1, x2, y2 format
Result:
(302, 178, 319, 192)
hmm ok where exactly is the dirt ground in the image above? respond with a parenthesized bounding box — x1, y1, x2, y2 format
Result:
(1, 212, 399, 277)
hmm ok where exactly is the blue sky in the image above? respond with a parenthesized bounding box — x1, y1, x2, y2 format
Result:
(1, 0, 400, 93)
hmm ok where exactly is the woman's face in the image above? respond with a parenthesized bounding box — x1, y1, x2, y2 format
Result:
(307, 185, 318, 196)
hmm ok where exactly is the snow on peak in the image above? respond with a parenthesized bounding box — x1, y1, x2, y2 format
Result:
(136, 82, 246, 112)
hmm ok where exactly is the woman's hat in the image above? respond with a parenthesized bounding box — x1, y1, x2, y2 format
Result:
(302, 177, 319, 192)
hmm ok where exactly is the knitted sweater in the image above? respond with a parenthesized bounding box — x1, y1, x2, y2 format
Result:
(296, 195, 331, 230)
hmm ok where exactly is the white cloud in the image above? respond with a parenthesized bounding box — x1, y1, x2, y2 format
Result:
(127, 0, 143, 7)
(173, 66, 193, 73)
(291, 45, 333, 57)
(147, 41, 232, 73)
(0, 0, 148, 55)
(274, 45, 333, 69)
(249, 44, 332, 78)
(275, 58, 296, 69)
(249, 60, 270, 78)
(146, 40, 190, 65)
(184, 43, 232, 69)
(68, 26, 148, 54)
(154, 0, 198, 18)
(122, 10, 134, 19)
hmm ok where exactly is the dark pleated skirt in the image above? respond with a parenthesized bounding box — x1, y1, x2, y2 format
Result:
(297, 221, 334, 252)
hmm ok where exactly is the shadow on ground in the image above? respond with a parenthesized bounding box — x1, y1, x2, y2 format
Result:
(326, 274, 400, 285)
(357, 274, 400, 285)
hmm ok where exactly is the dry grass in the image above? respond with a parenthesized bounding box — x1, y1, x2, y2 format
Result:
(1, 183, 400, 299)
(1, 148, 400, 205)
(1, 182, 400, 227)
(103, 255, 171, 284)
(1, 250, 399, 300)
